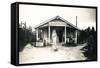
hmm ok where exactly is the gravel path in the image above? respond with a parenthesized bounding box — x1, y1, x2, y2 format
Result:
(19, 43, 87, 64)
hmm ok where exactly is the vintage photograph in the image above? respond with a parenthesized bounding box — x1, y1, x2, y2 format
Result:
(18, 4, 97, 64)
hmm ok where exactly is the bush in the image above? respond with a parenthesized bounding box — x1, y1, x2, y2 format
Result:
(82, 35, 97, 60)
(19, 27, 36, 51)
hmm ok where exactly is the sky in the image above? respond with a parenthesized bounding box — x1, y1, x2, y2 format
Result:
(19, 4, 96, 31)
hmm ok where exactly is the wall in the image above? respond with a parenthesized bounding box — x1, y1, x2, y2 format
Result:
(0, 0, 99, 68)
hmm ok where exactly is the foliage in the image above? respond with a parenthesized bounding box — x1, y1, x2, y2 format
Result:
(19, 23, 36, 51)
(79, 27, 97, 60)
(77, 27, 90, 43)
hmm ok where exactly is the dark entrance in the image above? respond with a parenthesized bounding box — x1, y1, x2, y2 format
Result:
(56, 27, 64, 42)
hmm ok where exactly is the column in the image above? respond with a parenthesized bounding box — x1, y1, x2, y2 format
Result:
(65, 26, 66, 43)
(48, 26, 50, 43)
(75, 16, 78, 43)
(75, 30, 77, 43)
(36, 28, 38, 41)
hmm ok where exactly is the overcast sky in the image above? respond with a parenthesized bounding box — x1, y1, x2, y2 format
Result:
(19, 4, 96, 31)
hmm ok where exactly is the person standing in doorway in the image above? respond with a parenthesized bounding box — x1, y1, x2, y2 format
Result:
(52, 30, 58, 51)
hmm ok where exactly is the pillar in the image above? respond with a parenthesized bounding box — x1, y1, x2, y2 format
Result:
(75, 30, 77, 43)
(48, 26, 50, 43)
(65, 26, 66, 43)
(75, 16, 78, 43)
(36, 28, 38, 41)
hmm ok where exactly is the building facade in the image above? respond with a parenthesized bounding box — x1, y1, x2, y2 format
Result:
(34, 16, 79, 46)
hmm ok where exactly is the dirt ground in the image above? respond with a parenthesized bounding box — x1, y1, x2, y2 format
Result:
(19, 43, 87, 64)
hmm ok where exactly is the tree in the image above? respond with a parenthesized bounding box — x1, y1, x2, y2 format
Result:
(19, 22, 36, 51)
(81, 27, 97, 60)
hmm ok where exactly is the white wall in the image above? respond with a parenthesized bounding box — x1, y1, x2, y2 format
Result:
(0, 0, 99, 68)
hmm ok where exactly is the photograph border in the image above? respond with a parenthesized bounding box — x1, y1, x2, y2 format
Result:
(11, 2, 98, 66)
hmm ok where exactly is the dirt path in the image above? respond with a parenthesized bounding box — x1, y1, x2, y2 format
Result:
(19, 43, 87, 64)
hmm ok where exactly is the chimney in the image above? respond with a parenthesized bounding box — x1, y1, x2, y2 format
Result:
(76, 16, 77, 27)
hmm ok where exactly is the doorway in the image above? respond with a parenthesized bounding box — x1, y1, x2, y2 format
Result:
(56, 27, 64, 43)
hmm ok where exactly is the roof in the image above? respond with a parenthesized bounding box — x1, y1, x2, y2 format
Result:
(34, 16, 80, 30)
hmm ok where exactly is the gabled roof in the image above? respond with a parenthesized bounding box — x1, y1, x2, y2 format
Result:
(34, 16, 80, 30)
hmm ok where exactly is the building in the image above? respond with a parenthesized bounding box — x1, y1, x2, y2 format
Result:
(34, 16, 79, 46)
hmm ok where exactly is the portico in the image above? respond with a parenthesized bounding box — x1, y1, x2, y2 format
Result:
(35, 16, 79, 46)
